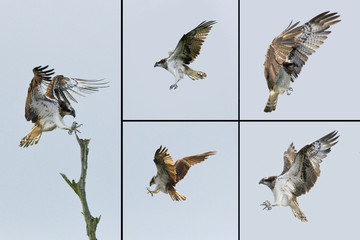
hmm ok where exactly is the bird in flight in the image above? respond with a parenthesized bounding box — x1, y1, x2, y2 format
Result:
(147, 145, 216, 201)
(20, 65, 108, 147)
(154, 20, 216, 90)
(259, 131, 339, 221)
(263, 11, 340, 112)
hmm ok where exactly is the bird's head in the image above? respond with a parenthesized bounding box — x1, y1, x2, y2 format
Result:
(149, 176, 155, 187)
(154, 58, 167, 68)
(259, 176, 277, 189)
(59, 101, 76, 118)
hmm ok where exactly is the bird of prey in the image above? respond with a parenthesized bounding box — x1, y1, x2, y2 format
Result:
(147, 146, 216, 201)
(154, 20, 216, 90)
(259, 131, 339, 221)
(20, 65, 108, 147)
(263, 11, 340, 112)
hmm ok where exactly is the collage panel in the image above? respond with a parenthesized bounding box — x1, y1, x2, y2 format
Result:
(123, 122, 238, 240)
(240, 122, 359, 238)
(240, 0, 359, 119)
(123, 0, 238, 120)
(0, 1, 120, 239)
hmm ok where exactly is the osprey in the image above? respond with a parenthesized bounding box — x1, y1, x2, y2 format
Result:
(259, 131, 339, 221)
(264, 11, 340, 112)
(154, 20, 216, 90)
(147, 146, 216, 201)
(20, 65, 108, 147)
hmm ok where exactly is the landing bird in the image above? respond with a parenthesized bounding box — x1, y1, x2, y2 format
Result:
(147, 145, 216, 201)
(263, 11, 340, 112)
(154, 20, 216, 90)
(259, 131, 339, 221)
(20, 65, 108, 147)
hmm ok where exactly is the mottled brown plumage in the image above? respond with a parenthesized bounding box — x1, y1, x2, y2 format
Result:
(154, 20, 216, 89)
(20, 65, 108, 147)
(148, 145, 216, 201)
(259, 131, 339, 221)
(264, 11, 340, 112)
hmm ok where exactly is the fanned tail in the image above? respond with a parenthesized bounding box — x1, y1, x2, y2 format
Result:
(290, 198, 308, 222)
(264, 90, 279, 113)
(19, 124, 42, 148)
(168, 187, 187, 201)
(184, 65, 207, 80)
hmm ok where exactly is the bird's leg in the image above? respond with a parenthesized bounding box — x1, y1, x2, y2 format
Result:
(146, 187, 160, 196)
(68, 122, 83, 135)
(286, 87, 293, 95)
(261, 200, 273, 210)
(169, 83, 178, 90)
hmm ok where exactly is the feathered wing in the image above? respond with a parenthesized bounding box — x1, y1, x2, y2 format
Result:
(169, 20, 216, 64)
(153, 146, 177, 184)
(264, 21, 301, 91)
(288, 11, 341, 80)
(174, 151, 216, 183)
(44, 75, 108, 104)
(25, 65, 55, 123)
(280, 143, 297, 175)
(282, 131, 339, 197)
(263, 11, 340, 112)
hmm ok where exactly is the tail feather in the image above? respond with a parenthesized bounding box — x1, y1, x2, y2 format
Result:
(290, 198, 308, 222)
(264, 90, 279, 113)
(168, 187, 187, 201)
(20, 124, 42, 148)
(184, 65, 207, 80)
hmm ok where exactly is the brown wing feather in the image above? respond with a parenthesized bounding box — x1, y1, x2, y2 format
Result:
(264, 21, 302, 90)
(283, 131, 339, 197)
(174, 151, 216, 183)
(280, 143, 297, 175)
(25, 65, 55, 122)
(170, 20, 216, 64)
(153, 146, 177, 184)
(288, 11, 341, 80)
(44, 75, 108, 104)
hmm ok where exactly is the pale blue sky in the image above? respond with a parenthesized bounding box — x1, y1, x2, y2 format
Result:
(0, 0, 120, 239)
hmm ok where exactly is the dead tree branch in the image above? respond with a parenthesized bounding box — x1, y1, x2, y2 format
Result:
(60, 133, 101, 240)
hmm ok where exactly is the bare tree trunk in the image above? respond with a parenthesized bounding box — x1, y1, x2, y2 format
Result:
(60, 133, 101, 240)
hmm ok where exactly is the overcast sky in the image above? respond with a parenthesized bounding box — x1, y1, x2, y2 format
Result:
(124, 122, 238, 240)
(240, 122, 360, 239)
(0, 1, 120, 239)
(240, 0, 360, 119)
(123, 0, 238, 120)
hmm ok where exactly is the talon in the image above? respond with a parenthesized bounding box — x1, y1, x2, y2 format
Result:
(169, 84, 178, 90)
(146, 187, 153, 196)
(261, 200, 272, 210)
(286, 87, 293, 95)
(68, 122, 82, 135)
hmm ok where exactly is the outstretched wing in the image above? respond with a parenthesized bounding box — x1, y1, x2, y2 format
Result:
(169, 20, 216, 64)
(44, 75, 108, 104)
(153, 146, 177, 184)
(25, 65, 55, 123)
(280, 143, 297, 175)
(282, 131, 339, 197)
(288, 11, 341, 80)
(264, 11, 340, 90)
(264, 21, 301, 90)
(174, 151, 216, 183)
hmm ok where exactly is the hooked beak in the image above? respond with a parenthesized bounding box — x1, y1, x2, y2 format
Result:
(70, 110, 76, 118)
(259, 179, 263, 185)
(154, 63, 158, 68)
